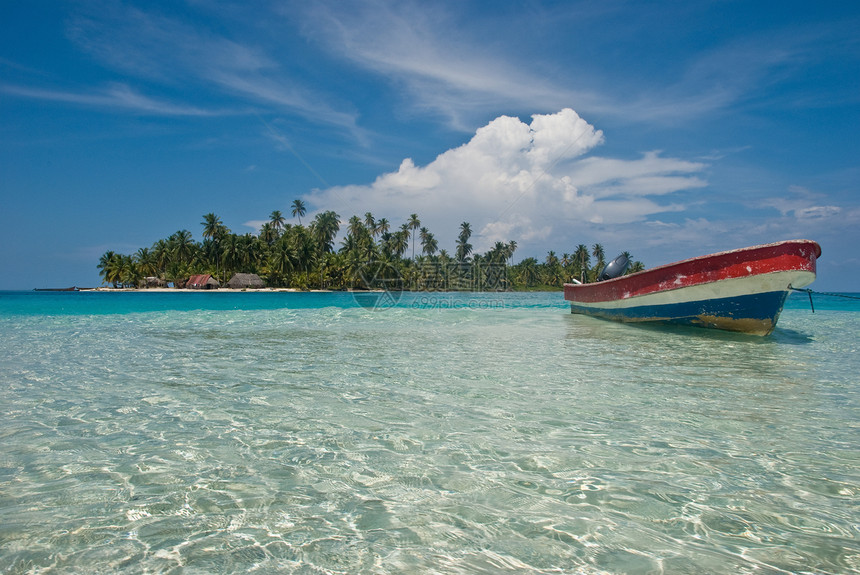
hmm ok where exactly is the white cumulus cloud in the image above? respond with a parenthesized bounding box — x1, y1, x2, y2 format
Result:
(308, 108, 707, 255)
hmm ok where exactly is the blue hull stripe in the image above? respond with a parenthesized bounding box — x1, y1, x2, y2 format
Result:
(569, 291, 789, 326)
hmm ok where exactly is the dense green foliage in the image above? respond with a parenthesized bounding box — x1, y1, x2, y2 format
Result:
(97, 208, 644, 290)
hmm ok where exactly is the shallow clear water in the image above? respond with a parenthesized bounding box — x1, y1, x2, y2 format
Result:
(0, 291, 858, 574)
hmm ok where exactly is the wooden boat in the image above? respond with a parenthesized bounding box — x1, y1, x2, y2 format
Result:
(563, 240, 821, 335)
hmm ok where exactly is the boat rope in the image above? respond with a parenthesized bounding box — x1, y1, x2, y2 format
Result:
(791, 288, 815, 313)
(790, 287, 860, 314)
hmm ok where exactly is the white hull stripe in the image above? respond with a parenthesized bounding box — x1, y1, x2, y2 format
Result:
(568, 270, 815, 310)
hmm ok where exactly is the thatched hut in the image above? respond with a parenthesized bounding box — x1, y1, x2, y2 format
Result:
(186, 274, 220, 290)
(227, 273, 265, 289)
(144, 276, 168, 288)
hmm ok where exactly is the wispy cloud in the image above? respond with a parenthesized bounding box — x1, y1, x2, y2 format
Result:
(242, 220, 267, 233)
(565, 152, 707, 198)
(760, 186, 844, 221)
(59, 3, 360, 131)
(298, 1, 596, 128)
(0, 82, 217, 116)
(605, 16, 860, 123)
(298, 0, 860, 129)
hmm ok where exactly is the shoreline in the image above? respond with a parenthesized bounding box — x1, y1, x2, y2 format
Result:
(70, 287, 564, 293)
(87, 287, 325, 293)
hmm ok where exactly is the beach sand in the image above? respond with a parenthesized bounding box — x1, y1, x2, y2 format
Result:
(89, 287, 353, 293)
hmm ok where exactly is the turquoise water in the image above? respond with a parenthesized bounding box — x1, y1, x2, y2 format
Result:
(0, 290, 857, 574)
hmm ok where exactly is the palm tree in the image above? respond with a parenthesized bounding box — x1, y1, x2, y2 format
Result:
(268, 236, 295, 285)
(165, 259, 192, 288)
(348, 215, 365, 240)
(574, 244, 590, 283)
(592, 243, 605, 269)
(288, 224, 315, 276)
(485, 241, 505, 263)
(97, 251, 119, 287)
(374, 218, 390, 239)
(507, 240, 517, 265)
(456, 222, 473, 262)
(622, 252, 646, 274)
(201, 213, 224, 240)
(392, 228, 409, 259)
(270, 210, 286, 233)
(544, 251, 562, 286)
(169, 230, 195, 265)
(340, 230, 359, 254)
(291, 199, 307, 225)
(420, 228, 438, 256)
(517, 257, 540, 287)
(364, 212, 376, 232)
(311, 210, 341, 254)
(561, 252, 572, 275)
(259, 222, 278, 245)
(152, 239, 171, 278)
(201, 214, 229, 281)
(134, 247, 157, 279)
(239, 233, 266, 273)
(221, 233, 243, 278)
(118, 254, 141, 288)
(399, 222, 412, 260)
(361, 230, 378, 264)
(408, 214, 421, 260)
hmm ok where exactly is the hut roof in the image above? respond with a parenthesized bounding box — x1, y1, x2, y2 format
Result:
(187, 274, 220, 289)
(227, 273, 265, 289)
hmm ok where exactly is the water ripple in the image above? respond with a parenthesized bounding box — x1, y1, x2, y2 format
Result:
(1, 296, 858, 573)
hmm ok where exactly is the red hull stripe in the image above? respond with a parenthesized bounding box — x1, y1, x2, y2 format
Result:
(564, 240, 820, 304)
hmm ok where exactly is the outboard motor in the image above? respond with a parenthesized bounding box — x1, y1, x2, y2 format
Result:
(597, 254, 630, 281)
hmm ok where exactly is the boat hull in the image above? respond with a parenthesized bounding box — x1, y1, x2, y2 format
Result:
(564, 240, 820, 335)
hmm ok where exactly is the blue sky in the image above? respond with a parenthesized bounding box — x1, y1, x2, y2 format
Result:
(1, 0, 858, 290)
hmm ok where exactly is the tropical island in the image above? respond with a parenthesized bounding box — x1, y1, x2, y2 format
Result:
(97, 201, 644, 291)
